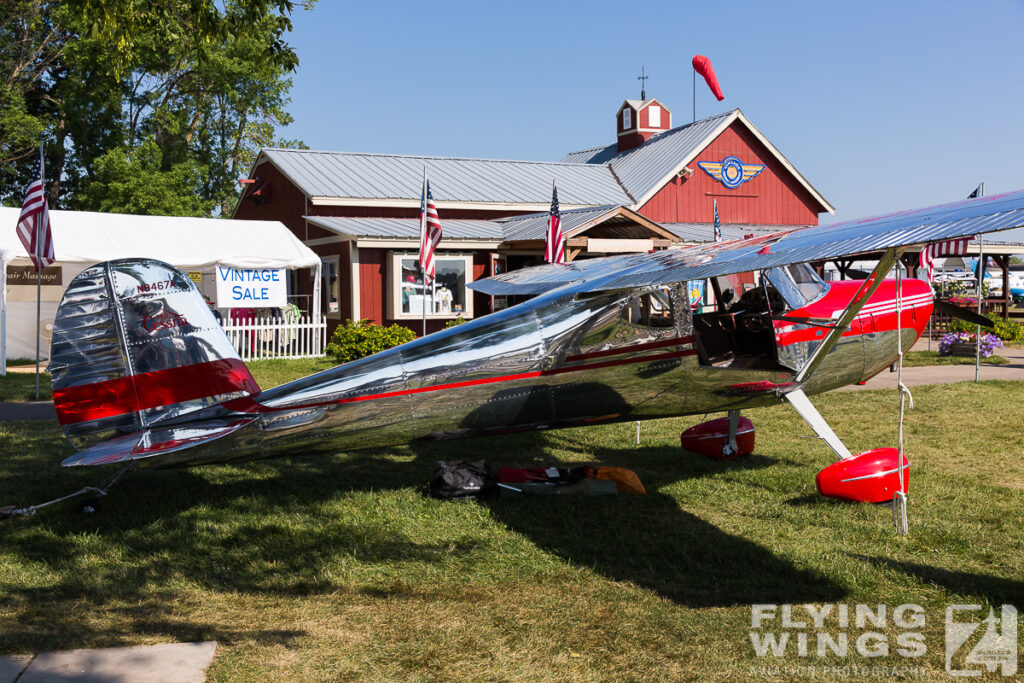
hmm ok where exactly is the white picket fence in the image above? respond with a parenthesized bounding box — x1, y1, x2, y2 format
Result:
(222, 314, 327, 361)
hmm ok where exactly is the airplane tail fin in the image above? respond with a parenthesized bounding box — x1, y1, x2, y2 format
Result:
(48, 258, 260, 449)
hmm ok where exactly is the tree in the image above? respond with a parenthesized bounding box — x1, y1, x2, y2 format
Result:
(81, 139, 215, 216)
(0, 0, 309, 215)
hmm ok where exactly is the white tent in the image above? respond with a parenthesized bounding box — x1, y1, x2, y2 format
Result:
(1, 208, 322, 371)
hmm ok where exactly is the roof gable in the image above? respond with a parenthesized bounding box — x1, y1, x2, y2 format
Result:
(561, 109, 834, 215)
(618, 98, 672, 115)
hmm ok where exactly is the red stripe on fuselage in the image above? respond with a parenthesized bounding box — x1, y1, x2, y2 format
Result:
(226, 346, 699, 415)
(53, 358, 259, 426)
(774, 279, 933, 347)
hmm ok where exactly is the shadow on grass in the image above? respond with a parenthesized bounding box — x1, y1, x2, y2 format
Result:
(850, 555, 1024, 605)
(0, 423, 844, 652)
(475, 442, 845, 609)
(783, 493, 864, 507)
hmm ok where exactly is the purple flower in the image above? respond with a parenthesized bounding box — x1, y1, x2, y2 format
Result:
(938, 331, 1004, 357)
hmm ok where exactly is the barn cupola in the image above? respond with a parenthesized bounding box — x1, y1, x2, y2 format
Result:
(617, 98, 671, 153)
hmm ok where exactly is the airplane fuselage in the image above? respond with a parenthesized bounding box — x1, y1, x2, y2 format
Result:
(147, 277, 931, 468)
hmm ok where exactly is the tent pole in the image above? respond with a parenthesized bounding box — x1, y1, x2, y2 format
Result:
(311, 262, 322, 353)
(1, 261, 6, 377)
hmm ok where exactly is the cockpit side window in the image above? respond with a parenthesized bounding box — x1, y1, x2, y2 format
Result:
(621, 288, 675, 329)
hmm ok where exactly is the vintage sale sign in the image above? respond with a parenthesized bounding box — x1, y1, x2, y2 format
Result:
(215, 266, 286, 308)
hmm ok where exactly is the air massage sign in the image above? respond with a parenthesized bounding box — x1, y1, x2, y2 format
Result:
(215, 265, 286, 308)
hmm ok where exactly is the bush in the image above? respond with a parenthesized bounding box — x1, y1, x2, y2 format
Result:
(992, 316, 1024, 342)
(324, 319, 417, 363)
(948, 313, 1024, 342)
(443, 316, 468, 329)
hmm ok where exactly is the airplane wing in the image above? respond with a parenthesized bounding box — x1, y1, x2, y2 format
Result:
(469, 189, 1024, 295)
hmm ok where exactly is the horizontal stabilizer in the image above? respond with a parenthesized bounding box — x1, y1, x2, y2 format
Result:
(62, 417, 256, 467)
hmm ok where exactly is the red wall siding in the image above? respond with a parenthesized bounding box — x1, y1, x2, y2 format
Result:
(234, 160, 308, 238)
(618, 107, 633, 134)
(638, 121, 820, 226)
(639, 101, 669, 131)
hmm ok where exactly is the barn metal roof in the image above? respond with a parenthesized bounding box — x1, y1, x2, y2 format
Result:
(304, 216, 503, 241)
(250, 109, 831, 219)
(661, 222, 799, 243)
(603, 113, 734, 205)
(261, 149, 631, 207)
(303, 205, 672, 243)
(498, 206, 620, 242)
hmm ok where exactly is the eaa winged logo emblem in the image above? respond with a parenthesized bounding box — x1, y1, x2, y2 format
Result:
(698, 155, 765, 189)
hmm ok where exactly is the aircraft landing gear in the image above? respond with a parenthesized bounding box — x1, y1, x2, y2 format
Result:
(681, 410, 755, 460)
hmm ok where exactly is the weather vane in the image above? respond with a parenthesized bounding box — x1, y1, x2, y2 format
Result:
(637, 66, 648, 100)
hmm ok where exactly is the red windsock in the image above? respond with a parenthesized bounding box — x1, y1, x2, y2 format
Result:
(692, 55, 724, 101)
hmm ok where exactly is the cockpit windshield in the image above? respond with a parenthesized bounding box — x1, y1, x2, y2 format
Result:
(764, 263, 828, 309)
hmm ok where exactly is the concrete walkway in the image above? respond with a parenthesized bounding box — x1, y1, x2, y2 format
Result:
(0, 642, 217, 683)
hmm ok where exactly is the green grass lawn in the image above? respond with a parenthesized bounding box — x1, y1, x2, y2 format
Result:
(0, 372, 52, 402)
(1, 381, 1021, 681)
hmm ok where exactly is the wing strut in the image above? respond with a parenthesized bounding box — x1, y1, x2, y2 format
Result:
(783, 389, 853, 460)
(795, 248, 904, 384)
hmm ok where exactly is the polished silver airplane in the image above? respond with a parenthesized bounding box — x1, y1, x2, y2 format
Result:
(46, 191, 1024, 505)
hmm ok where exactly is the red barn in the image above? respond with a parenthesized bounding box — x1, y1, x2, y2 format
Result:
(233, 102, 833, 337)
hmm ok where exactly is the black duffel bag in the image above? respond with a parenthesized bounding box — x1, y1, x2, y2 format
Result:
(427, 460, 498, 500)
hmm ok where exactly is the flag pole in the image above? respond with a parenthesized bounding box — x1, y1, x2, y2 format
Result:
(34, 142, 44, 400)
(692, 69, 696, 123)
(420, 167, 427, 338)
(976, 234, 984, 383)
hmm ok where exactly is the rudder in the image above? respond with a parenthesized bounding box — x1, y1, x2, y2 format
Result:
(48, 259, 260, 448)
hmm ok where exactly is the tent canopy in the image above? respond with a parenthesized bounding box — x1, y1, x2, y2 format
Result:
(0, 207, 319, 270)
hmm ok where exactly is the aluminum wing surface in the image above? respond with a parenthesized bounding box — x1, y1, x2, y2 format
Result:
(469, 189, 1024, 295)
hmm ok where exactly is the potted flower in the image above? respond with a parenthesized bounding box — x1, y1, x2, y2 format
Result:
(947, 295, 978, 308)
(938, 331, 1004, 357)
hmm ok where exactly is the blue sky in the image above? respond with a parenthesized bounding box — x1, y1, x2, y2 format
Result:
(279, 0, 1024, 224)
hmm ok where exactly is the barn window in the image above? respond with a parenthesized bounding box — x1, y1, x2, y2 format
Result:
(387, 252, 475, 320)
(648, 105, 661, 127)
(622, 107, 632, 129)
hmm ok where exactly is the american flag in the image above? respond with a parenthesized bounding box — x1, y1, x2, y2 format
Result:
(545, 180, 565, 264)
(418, 175, 442, 281)
(16, 148, 54, 272)
(713, 198, 721, 242)
(919, 237, 970, 282)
